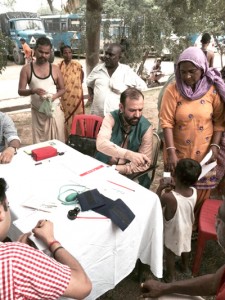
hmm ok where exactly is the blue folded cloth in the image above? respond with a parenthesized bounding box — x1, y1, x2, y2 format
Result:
(77, 189, 135, 231)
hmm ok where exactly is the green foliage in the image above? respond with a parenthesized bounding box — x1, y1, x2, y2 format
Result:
(122, 0, 225, 66)
(194, 1, 225, 36)
(155, 0, 202, 35)
(39, 0, 225, 77)
(154, 0, 225, 62)
(0, 32, 12, 74)
(2, 0, 16, 11)
(51, 0, 225, 68)
(102, 0, 173, 67)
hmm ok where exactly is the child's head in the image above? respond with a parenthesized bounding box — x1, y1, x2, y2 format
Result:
(201, 33, 211, 45)
(20, 38, 26, 44)
(174, 158, 202, 187)
(155, 58, 161, 65)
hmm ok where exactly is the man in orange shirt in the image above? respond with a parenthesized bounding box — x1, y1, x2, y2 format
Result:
(20, 38, 33, 64)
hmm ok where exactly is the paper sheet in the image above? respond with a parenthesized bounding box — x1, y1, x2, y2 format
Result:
(198, 150, 217, 180)
(22, 196, 59, 212)
(13, 211, 49, 250)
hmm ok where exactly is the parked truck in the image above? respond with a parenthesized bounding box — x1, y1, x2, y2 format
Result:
(0, 11, 54, 65)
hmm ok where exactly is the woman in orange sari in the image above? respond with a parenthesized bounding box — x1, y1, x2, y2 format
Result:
(59, 45, 84, 140)
(160, 47, 225, 233)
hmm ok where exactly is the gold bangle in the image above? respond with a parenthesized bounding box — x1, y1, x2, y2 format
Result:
(210, 144, 220, 150)
(166, 146, 176, 151)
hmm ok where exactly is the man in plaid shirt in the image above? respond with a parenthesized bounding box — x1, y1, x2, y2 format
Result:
(0, 177, 92, 300)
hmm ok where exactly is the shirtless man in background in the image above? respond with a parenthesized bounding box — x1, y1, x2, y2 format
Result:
(201, 32, 214, 67)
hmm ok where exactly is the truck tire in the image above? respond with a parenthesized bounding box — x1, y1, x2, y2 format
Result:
(13, 49, 25, 65)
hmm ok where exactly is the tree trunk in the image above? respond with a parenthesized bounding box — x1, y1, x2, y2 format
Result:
(46, 0, 54, 13)
(137, 50, 149, 76)
(86, 0, 103, 76)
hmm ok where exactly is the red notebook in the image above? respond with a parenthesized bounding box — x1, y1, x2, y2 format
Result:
(31, 146, 57, 161)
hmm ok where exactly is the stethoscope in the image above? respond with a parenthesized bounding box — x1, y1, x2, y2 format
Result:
(115, 111, 132, 165)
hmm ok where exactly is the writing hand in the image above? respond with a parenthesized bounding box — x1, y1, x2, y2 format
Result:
(32, 219, 55, 245)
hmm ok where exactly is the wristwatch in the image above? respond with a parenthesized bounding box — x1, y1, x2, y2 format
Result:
(9, 146, 18, 155)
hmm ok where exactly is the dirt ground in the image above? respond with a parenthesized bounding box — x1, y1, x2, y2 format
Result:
(8, 87, 225, 300)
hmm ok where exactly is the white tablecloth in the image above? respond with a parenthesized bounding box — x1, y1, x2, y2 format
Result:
(0, 140, 163, 300)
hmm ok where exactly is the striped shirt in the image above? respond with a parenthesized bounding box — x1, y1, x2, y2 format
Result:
(0, 242, 71, 300)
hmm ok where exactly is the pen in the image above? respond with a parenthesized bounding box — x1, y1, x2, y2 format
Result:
(80, 165, 104, 176)
(58, 152, 65, 156)
(35, 160, 51, 166)
(107, 180, 135, 192)
(77, 216, 108, 219)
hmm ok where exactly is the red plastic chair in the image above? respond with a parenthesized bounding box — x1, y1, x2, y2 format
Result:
(68, 114, 103, 157)
(192, 198, 222, 276)
(70, 114, 103, 138)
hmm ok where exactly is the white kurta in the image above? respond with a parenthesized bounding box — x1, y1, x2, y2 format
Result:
(164, 187, 197, 256)
(86, 63, 147, 117)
